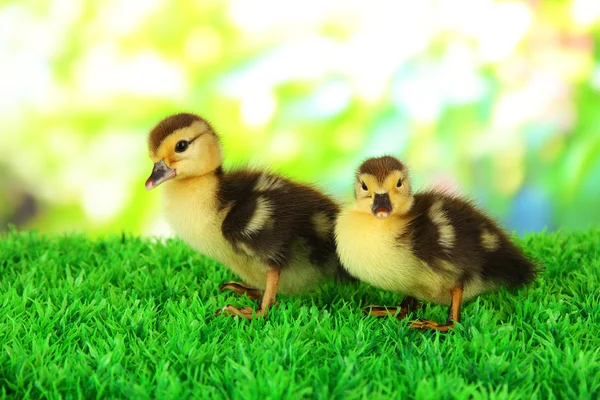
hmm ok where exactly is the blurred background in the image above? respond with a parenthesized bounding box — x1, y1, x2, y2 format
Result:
(1, 0, 599, 237)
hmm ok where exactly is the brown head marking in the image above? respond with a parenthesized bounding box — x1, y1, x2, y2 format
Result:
(148, 113, 205, 154)
(357, 156, 406, 183)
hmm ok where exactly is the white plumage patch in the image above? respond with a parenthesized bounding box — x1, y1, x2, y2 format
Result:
(428, 200, 455, 250)
(428, 200, 449, 225)
(311, 212, 331, 240)
(244, 196, 273, 235)
(255, 173, 285, 192)
(238, 242, 255, 256)
(481, 229, 500, 251)
(438, 224, 456, 249)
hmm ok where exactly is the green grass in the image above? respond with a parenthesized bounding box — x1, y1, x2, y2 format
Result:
(0, 229, 599, 400)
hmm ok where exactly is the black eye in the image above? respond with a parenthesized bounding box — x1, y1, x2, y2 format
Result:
(361, 181, 368, 191)
(397, 178, 402, 187)
(175, 140, 189, 153)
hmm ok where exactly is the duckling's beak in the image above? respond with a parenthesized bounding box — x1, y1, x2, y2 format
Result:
(145, 160, 176, 190)
(372, 193, 392, 219)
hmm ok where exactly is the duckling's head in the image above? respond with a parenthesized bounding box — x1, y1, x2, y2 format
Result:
(145, 113, 222, 190)
(354, 156, 413, 219)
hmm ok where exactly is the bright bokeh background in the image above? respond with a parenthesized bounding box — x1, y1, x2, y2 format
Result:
(1, 0, 599, 237)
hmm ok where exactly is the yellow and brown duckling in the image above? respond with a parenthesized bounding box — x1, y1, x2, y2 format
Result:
(145, 112, 348, 319)
(334, 156, 537, 332)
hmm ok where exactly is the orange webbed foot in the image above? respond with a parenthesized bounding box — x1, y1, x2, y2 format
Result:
(409, 318, 455, 332)
(218, 281, 263, 301)
(362, 305, 409, 320)
(215, 305, 266, 320)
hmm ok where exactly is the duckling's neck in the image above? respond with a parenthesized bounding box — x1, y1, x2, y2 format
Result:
(162, 171, 221, 212)
(159, 169, 235, 265)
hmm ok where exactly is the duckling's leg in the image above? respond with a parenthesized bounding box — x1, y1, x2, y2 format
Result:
(218, 267, 280, 320)
(218, 281, 263, 301)
(410, 287, 463, 332)
(362, 296, 423, 320)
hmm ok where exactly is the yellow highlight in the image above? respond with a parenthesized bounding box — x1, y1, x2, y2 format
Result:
(493, 141, 525, 196)
(185, 27, 223, 65)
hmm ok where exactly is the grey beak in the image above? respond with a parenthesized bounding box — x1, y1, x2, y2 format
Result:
(145, 160, 176, 190)
(372, 193, 392, 219)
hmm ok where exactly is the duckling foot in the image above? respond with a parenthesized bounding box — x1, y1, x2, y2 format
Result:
(362, 296, 423, 320)
(215, 267, 281, 320)
(216, 305, 267, 320)
(362, 305, 408, 319)
(218, 281, 263, 301)
(409, 318, 454, 332)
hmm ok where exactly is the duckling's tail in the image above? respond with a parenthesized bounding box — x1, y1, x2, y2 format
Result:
(483, 240, 539, 288)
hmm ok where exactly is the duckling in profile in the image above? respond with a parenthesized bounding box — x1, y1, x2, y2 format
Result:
(145, 113, 347, 319)
(334, 156, 537, 332)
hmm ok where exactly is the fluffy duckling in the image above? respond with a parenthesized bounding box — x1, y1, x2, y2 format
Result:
(335, 156, 537, 332)
(145, 113, 347, 319)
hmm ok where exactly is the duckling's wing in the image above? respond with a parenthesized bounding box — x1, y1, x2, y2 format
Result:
(404, 193, 448, 266)
(441, 194, 538, 287)
(412, 192, 537, 288)
(219, 171, 339, 269)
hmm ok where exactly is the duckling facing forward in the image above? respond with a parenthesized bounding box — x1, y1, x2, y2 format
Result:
(146, 113, 346, 319)
(335, 156, 537, 332)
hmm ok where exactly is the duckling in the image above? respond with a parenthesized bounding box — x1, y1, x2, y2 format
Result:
(145, 112, 347, 319)
(334, 156, 537, 332)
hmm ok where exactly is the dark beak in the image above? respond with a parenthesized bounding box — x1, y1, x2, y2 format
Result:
(145, 160, 176, 190)
(372, 193, 392, 219)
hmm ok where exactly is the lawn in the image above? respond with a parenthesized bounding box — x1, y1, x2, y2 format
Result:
(0, 229, 599, 399)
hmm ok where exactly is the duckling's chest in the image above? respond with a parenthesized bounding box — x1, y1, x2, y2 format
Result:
(162, 184, 266, 284)
(163, 196, 227, 259)
(334, 210, 435, 298)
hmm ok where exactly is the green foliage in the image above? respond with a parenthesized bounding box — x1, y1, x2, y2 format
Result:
(1, 229, 599, 399)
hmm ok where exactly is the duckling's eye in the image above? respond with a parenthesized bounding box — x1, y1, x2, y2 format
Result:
(175, 140, 189, 153)
(396, 178, 402, 188)
(361, 181, 368, 191)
